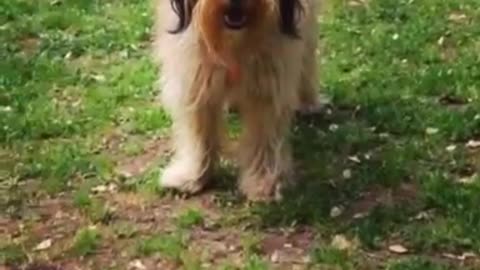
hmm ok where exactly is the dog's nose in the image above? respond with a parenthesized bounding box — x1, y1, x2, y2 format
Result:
(224, 0, 247, 30)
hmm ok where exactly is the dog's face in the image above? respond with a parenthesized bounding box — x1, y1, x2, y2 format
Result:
(168, 0, 303, 85)
(169, 0, 302, 36)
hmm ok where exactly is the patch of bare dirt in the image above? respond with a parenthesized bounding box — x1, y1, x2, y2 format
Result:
(189, 228, 244, 266)
(115, 137, 170, 179)
(344, 182, 420, 221)
(259, 227, 316, 269)
(18, 37, 40, 56)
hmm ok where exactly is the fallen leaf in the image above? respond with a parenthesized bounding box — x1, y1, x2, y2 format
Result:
(411, 209, 435, 221)
(443, 253, 457, 260)
(0, 106, 12, 112)
(329, 124, 339, 132)
(459, 252, 476, 260)
(342, 169, 352, 179)
(347, 1, 361, 7)
(448, 13, 467, 22)
(128, 260, 146, 270)
(456, 174, 477, 185)
(353, 212, 368, 219)
(330, 206, 344, 218)
(270, 250, 280, 263)
(331, 235, 352, 251)
(302, 255, 312, 264)
(437, 36, 445, 46)
(50, 0, 62, 6)
(466, 140, 480, 149)
(426, 127, 439, 135)
(348, 156, 361, 163)
(446, 145, 457, 152)
(443, 252, 476, 261)
(92, 185, 108, 193)
(91, 74, 106, 82)
(389, 244, 408, 254)
(379, 132, 390, 139)
(34, 239, 52, 251)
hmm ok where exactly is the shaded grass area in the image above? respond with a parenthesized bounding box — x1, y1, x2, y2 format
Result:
(1, 0, 480, 269)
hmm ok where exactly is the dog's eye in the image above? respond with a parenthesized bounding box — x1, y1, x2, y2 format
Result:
(224, 4, 247, 30)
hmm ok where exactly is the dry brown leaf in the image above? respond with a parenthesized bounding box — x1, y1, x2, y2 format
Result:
(456, 174, 477, 185)
(348, 156, 361, 164)
(34, 239, 52, 251)
(448, 13, 467, 22)
(446, 145, 457, 152)
(342, 169, 352, 179)
(128, 260, 146, 270)
(443, 252, 476, 261)
(330, 206, 344, 218)
(466, 140, 480, 149)
(388, 244, 408, 254)
(331, 235, 352, 251)
(426, 127, 439, 135)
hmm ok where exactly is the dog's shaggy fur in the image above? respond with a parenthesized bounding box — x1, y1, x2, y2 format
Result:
(153, 0, 322, 201)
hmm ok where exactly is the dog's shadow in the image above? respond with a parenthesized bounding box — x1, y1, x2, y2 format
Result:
(255, 105, 364, 226)
(213, 103, 387, 227)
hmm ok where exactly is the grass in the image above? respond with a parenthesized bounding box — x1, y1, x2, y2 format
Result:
(244, 255, 269, 270)
(0, 243, 27, 266)
(137, 232, 186, 260)
(175, 208, 205, 229)
(386, 257, 451, 270)
(1, 0, 480, 269)
(70, 227, 101, 257)
(312, 246, 355, 270)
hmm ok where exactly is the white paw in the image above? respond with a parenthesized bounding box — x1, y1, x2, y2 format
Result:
(159, 161, 209, 194)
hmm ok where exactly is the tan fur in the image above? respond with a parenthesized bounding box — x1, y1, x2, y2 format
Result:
(153, 0, 321, 201)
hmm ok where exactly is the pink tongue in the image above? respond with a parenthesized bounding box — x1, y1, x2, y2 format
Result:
(225, 62, 241, 87)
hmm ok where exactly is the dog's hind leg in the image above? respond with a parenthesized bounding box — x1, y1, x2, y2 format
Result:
(296, 19, 330, 115)
(297, 53, 323, 115)
(237, 101, 294, 202)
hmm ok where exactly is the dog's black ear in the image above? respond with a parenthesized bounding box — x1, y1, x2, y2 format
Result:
(278, 0, 302, 38)
(169, 0, 195, 34)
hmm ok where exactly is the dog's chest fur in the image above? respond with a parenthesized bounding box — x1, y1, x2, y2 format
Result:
(153, 0, 317, 107)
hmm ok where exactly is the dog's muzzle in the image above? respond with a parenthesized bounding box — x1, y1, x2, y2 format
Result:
(224, 0, 247, 30)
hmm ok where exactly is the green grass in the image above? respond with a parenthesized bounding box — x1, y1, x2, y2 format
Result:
(312, 246, 355, 270)
(386, 257, 451, 270)
(244, 255, 269, 270)
(71, 227, 101, 257)
(137, 232, 186, 260)
(175, 208, 205, 229)
(0, 243, 27, 266)
(1, 0, 480, 269)
(73, 185, 114, 223)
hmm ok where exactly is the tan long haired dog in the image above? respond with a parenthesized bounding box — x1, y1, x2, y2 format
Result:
(153, 0, 322, 201)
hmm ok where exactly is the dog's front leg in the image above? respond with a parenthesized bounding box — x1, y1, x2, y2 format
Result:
(238, 101, 294, 202)
(160, 102, 222, 194)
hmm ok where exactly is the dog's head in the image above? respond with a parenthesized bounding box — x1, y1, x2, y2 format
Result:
(169, 0, 302, 37)
(168, 0, 303, 85)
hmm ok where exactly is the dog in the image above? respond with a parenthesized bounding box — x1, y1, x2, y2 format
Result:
(152, 0, 322, 201)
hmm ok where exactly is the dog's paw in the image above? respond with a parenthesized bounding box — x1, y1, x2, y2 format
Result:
(239, 174, 283, 202)
(297, 92, 332, 116)
(160, 162, 209, 194)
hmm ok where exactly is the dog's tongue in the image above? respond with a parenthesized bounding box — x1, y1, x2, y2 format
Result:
(195, 1, 242, 87)
(225, 61, 241, 87)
